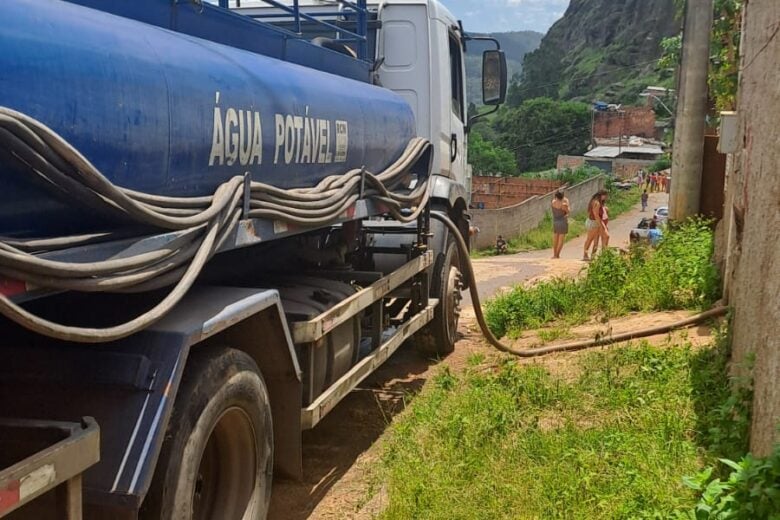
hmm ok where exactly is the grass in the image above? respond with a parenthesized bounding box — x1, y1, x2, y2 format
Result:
(373, 217, 776, 519)
(473, 185, 641, 257)
(484, 219, 720, 338)
(537, 325, 573, 343)
(378, 334, 742, 519)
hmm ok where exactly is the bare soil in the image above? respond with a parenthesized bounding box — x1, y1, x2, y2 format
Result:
(267, 192, 683, 519)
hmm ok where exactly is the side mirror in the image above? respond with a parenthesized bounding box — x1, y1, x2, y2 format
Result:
(482, 50, 507, 106)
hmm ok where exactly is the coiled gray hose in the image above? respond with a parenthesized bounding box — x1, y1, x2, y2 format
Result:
(0, 108, 724, 354)
(0, 107, 431, 343)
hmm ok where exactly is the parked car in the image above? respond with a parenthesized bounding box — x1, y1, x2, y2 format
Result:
(654, 206, 669, 223)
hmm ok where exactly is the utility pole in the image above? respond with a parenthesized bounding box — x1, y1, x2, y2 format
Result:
(670, 0, 714, 220)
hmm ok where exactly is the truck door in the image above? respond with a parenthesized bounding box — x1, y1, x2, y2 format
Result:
(376, 5, 432, 159)
(447, 29, 467, 185)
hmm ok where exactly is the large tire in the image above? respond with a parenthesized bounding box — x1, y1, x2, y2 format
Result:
(414, 239, 463, 357)
(141, 347, 273, 520)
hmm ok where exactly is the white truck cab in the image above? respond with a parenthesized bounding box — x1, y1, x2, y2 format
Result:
(232, 0, 507, 216)
(377, 0, 469, 189)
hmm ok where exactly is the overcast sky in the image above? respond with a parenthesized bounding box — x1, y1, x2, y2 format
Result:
(440, 0, 570, 34)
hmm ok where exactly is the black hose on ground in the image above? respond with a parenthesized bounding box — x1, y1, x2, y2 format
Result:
(430, 212, 728, 358)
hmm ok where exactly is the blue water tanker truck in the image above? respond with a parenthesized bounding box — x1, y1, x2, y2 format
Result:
(0, 1, 506, 518)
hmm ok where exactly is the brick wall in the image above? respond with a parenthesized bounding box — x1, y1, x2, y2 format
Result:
(471, 176, 563, 209)
(594, 107, 656, 139)
(471, 175, 606, 250)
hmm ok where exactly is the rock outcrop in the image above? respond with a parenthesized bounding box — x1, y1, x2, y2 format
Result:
(517, 0, 680, 103)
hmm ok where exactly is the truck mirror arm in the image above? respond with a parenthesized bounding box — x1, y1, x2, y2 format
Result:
(466, 105, 500, 134)
(463, 35, 505, 134)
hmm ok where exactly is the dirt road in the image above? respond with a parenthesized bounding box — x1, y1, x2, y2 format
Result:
(268, 191, 669, 519)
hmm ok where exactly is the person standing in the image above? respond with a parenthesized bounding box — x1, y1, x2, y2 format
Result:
(599, 190, 610, 250)
(551, 190, 570, 259)
(641, 189, 649, 211)
(583, 190, 604, 261)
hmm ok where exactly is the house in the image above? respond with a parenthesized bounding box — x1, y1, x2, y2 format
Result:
(558, 138, 664, 179)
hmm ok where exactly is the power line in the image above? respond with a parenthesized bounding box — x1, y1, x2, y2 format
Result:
(500, 123, 594, 152)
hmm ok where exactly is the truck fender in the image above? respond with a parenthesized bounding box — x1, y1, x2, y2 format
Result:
(430, 174, 469, 212)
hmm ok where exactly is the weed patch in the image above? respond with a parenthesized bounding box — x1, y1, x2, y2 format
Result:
(378, 341, 730, 519)
(485, 219, 720, 338)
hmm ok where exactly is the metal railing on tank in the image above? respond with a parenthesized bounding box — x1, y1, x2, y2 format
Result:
(216, 0, 369, 61)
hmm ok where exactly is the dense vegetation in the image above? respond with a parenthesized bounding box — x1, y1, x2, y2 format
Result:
(495, 98, 591, 172)
(659, 0, 743, 112)
(484, 219, 720, 338)
(467, 132, 517, 177)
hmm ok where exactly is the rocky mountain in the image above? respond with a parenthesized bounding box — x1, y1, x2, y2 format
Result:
(514, 0, 681, 104)
(465, 31, 543, 105)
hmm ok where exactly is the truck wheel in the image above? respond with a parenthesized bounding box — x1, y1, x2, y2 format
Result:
(414, 239, 463, 357)
(141, 347, 273, 520)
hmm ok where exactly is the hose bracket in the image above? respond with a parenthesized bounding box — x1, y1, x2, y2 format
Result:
(242, 171, 252, 220)
(359, 166, 367, 200)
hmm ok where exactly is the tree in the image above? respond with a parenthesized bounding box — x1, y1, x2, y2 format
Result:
(658, 0, 743, 112)
(494, 98, 591, 172)
(709, 0, 742, 111)
(467, 132, 518, 177)
(514, 45, 564, 104)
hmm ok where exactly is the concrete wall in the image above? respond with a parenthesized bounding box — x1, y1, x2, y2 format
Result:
(594, 106, 657, 139)
(557, 155, 655, 179)
(557, 155, 585, 170)
(721, 0, 780, 456)
(472, 177, 563, 209)
(612, 158, 655, 179)
(471, 176, 606, 250)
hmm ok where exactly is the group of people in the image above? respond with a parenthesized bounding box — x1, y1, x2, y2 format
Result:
(549, 188, 610, 261)
(492, 188, 612, 260)
(637, 170, 669, 193)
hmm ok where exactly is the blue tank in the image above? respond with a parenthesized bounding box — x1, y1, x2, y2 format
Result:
(0, 0, 416, 237)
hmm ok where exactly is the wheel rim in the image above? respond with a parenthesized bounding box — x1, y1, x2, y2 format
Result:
(193, 407, 257, 520)
(443, 262, 463, 345)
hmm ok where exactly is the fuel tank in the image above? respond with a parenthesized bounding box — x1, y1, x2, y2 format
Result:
(0, 0, 416, 237)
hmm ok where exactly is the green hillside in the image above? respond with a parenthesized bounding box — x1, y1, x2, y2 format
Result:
(513, 0, 680, 104)
(466, 31, 543, 105)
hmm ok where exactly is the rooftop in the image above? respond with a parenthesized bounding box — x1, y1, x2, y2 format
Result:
(585, 145, 664, 159)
